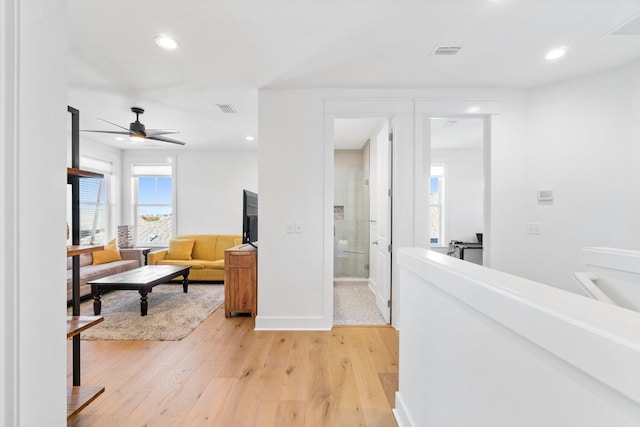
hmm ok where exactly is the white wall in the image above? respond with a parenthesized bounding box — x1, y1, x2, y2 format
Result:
(522, 59, 640, 292)
(257, 91, 330, 329)
(432, 148, 484, 244)
(257, 89, 526, 329)
(122, 149, 257, 239)
(175, 150, 258, 235)
(1, 0, 68, 425)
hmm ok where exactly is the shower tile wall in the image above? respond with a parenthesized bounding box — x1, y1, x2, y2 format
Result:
(334, 147, 370, 278)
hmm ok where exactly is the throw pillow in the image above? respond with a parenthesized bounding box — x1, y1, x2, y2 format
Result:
(166, 239, 195, 260)
(92, 239, 123, 265)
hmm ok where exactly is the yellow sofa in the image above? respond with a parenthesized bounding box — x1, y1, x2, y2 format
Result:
(147, 234, 242, 281)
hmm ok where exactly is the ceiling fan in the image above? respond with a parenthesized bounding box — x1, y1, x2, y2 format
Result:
(82, 107, 186, 145)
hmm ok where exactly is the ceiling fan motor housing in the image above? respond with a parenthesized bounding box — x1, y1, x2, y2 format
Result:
(130, 121, 146, 132)
(130, 107, 146, 133)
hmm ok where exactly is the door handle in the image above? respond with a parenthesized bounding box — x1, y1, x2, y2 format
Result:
(372, 241, 378, 245)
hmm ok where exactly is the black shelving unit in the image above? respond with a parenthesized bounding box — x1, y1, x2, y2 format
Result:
(66, 106, 105, 420)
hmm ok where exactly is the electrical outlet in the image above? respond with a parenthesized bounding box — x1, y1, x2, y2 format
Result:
(294, 223, 303, 234)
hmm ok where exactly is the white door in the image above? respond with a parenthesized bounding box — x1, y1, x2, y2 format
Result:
(373, 120, 392, 323)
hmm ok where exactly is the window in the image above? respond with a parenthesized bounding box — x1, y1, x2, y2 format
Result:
(132, 164, 173, 246)
(79, 157, 113, 245)
(430, 164, 445, 246)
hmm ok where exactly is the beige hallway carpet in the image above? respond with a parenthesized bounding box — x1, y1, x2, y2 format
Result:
(69, 284, 224, 341)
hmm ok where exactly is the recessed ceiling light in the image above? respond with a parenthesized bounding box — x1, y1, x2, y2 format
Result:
(154, 34, 179, 50)
(468, 106, 480, 113)
(245, 136, 255, 141)
(545, 46, 568, 61)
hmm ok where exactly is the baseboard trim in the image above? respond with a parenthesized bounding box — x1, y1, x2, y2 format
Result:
(254, 315, 332, 331)
(393, 392, 416, 427)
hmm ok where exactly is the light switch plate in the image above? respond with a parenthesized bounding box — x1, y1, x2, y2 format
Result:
(538, 190, 553, 201)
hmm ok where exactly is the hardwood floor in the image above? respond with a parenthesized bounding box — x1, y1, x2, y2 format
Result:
(67, 307, 399, 426)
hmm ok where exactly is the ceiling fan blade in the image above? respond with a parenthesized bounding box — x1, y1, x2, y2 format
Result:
(97, 118, 131, 132)
(145, 129, 180, 136)
(81, 130, 131, 135)
(146, 135, 186, 145)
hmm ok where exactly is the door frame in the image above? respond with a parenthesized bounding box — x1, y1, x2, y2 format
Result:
(324, 98, 498, 330)
(414, 100, 497, 270)
(422, 114, 492, 266)
(328, 115, 395, 325)
(323, 98, 413, 329)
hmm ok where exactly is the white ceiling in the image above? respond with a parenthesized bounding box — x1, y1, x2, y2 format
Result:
(68, 0, 640, 150)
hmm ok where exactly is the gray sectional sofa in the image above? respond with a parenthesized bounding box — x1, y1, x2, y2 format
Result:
(66, 248, 146, 301)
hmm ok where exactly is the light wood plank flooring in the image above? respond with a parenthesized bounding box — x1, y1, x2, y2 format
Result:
(67, 307, 399, 426)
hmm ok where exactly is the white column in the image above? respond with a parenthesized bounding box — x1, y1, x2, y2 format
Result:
(1, 0, 68, 425)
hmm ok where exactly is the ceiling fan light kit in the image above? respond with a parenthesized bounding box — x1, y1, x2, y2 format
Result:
(154, 34, 178, 50)
(82, 106, 186, 145)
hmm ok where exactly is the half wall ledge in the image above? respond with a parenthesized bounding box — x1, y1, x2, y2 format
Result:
(394, 247, 640, 427)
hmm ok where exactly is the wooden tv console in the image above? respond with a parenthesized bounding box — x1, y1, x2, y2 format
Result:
(224, 244, 257, 317)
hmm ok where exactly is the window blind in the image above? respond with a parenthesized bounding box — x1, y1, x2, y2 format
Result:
(132, 164, 171, 176)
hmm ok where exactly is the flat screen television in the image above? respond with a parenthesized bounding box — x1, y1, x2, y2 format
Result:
(242, 190, 258, 245)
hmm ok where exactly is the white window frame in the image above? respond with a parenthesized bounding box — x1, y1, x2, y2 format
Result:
(132, 163, 174, 247)
(430, 163, 445, 247)
(78, 156, 114, 245)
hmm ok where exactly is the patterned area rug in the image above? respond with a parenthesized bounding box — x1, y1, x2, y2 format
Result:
(333, 280, 387, 325)
(68, 284, 224, 341)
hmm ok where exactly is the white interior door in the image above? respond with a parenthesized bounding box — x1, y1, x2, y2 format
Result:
(373, 120, 392, 323)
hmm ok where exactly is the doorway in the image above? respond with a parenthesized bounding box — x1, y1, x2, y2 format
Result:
(429, 116, 486, 264)
(333, 117, 391, 325)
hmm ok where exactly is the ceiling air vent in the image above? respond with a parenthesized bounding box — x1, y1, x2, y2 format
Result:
(432, 46, 461, 55)
(217, 104, 237, 114)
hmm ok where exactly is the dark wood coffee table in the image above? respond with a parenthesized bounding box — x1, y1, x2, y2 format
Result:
(89, 265, 191, 316)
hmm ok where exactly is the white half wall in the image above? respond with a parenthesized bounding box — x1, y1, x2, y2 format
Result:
(395, 248, 640, 427)
(580, 247, 640, 312)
